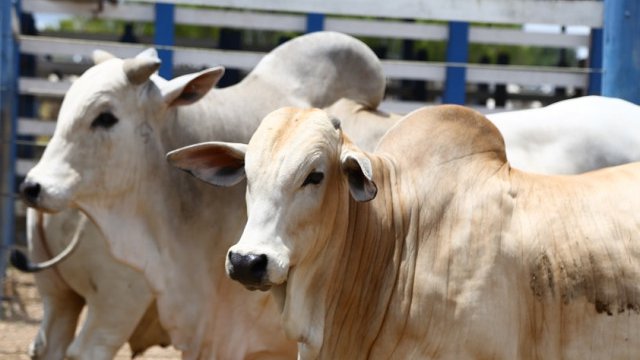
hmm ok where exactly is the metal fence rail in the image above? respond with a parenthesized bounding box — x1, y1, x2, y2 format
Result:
(140, 0, 604, 27)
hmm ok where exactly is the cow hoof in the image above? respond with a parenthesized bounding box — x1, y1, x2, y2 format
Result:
(28, 339, 43, 360)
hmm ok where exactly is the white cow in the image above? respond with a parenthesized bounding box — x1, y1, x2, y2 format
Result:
(487, 96, 640, 174)
(16, 50, 175, 360)
(18, 31, 385, 359)
(169, 105, 640, 359)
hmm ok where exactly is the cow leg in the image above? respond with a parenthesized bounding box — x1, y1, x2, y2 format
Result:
(65, 294, 155, 360)
(26, 208, 85, 360)
(29, 288, 84, 360)
(60, 213, 162, 360)
(128, 300, 172, 356)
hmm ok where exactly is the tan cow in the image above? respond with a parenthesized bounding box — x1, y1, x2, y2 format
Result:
(169, 105, 640, 359)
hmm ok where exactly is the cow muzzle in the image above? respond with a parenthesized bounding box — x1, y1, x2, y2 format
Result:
(18, 175, 75, 213)
(19, 180, 41, 208)
(227, 251, 272, 291)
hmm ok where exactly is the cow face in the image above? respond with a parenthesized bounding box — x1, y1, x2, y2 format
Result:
(20, 49, 224, 212)
(168, 107, 377, 291)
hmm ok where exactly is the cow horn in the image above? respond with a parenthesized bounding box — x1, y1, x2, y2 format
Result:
(92, 49, 116, 64)
(123, 57, 161, 85)
(10, 212, 86, 273)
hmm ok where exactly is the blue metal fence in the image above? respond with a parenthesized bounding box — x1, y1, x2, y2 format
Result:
(587, 27, 603, 96)
(1, 0, 19, 301)
(443, 21, 470, 105)
(602, 0, 640, 103)
(154, 3, 175, 79)
(306, 13, 325, 33)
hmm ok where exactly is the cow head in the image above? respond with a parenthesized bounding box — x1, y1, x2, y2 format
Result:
(167, 107, 377, 291)
(21, 49, 224, 212)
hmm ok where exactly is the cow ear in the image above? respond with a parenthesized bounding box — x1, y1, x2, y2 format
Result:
(340, 149, 377, 202)
(92, 49, 116, 64)
(135, 48, 159, 61)
(161, 67, 225, 107)
(166, 141, 247, 187)
(123, 56, 161, 85)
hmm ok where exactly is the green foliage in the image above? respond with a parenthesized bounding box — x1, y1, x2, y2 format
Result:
(468, 44, 578, 67)
(57, 17, 153, 37)
(175, 24, 219, 39)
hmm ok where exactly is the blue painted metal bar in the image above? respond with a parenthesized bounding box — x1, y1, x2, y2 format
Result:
(306, 13, 325, 33)
(587, 28, 603, 96)
(1, 0, 19, 297)
(154, 3, 175, 79)
(18, 12, 37, 164)
(443, 21, 469, 105)
(602, 0, 640, 103)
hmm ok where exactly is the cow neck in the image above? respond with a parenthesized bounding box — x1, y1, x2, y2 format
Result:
(373, 156, 512, 358)
(173, 82, 268, 148)
(284, 155, 409, 359)
(79, 153, 250, 355)
(149, 104, 288, 357)
(315, 155, 512, 359)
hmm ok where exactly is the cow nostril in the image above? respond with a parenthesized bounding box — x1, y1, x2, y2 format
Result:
(228, 251, 242, 266)
(250, 254, 267, 275)
(228, 252, 269, 286)
(19, 181, 41, 205)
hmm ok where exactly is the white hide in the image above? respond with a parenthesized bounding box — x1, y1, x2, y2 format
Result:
(26, 209, 169, 360)
(488, 96, 640, 174)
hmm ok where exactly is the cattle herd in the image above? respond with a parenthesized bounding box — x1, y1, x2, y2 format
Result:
(9, 31, 640, 359)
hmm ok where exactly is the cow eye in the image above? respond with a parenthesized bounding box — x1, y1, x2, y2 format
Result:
(91, 112, 119, 129)
(302, 171, 324, 187)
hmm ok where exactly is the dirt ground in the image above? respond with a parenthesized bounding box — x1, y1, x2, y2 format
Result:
(0, 268, 181, 359)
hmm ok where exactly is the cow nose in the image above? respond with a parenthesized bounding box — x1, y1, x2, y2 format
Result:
(19, 180, 41, 206)
(227, 251, 268, 286)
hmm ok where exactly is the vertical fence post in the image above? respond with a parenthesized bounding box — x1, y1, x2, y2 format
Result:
(602, 0, 640, 103)
(1, 0, 19, 297)
(587, 28, 603, 95)
(154, 3, 175, 79)
(443, 21, 469, 105)
(306, 13, 325, 33)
